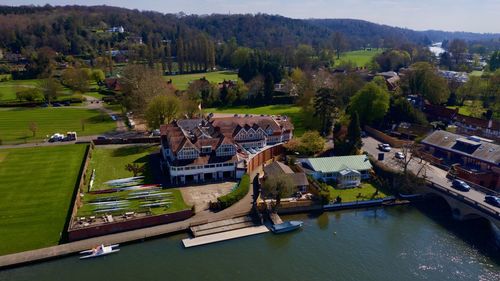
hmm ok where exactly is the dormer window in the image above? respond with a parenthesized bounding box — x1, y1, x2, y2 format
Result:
(201, 146, 212, 154)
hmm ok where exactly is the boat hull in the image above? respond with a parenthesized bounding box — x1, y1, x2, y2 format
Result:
(271, 221, 303, 234)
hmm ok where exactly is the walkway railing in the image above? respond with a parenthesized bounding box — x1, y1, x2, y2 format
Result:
(426, 180, 500, 220)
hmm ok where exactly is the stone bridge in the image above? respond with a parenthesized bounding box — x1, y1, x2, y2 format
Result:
(423, 181, 500, 229)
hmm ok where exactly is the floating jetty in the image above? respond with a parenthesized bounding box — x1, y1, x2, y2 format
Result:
(182, 225, 269, 248)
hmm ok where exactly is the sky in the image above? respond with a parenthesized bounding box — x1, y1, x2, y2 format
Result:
(2, 0, 499, 33)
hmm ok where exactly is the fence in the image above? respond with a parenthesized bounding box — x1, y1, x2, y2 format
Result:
(246, 144, 284, 173)
(364, 126, 412, 148)
(67, 209, 194, 241)
(92, 137, 161, 145)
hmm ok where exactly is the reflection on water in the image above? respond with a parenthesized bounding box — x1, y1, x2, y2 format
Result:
(1, 205, 499, 281)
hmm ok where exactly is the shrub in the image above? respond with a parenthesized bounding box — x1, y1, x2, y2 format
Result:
(216, 174, 250, 210)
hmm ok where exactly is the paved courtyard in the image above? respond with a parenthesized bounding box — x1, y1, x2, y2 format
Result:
(180, 182, 237, 212)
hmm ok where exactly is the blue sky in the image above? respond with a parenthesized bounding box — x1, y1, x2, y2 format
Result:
(2, 0, 499, 33)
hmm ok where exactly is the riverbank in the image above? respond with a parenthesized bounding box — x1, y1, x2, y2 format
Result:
(1, 205, 498, 281)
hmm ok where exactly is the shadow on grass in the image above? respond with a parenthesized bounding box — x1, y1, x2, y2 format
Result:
(111, 145, 153, 157)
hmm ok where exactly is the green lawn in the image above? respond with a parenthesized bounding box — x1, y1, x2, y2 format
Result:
(335, 49, 384, 67)
(0, 144, 88, 255)
(328, 182, 388, 203)
(0, 79, 40, 101)
(205, 104, 305, 136)
(0, 108, 116, 144)
(446, 100, 486, 118)
(78, 145, 189, 217)
(469, 70, 483, 77)
(164, 71, 237, 90)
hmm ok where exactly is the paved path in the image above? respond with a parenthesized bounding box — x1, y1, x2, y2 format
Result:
(363, 136, 500, 214)
(182, 225, 269, 248)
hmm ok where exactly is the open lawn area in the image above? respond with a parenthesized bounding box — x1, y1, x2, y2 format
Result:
(327, 182, 388, 203)
(78, 145, 189, 217)
(0, 79, 40, 101)
(205, 104, 305, 136)
(165, 71, 237, 90)
(335, 49, 383, 67)
(446, 100, 486, 118)
(0, 144, 88, 255)
(0, 107, 116, 144)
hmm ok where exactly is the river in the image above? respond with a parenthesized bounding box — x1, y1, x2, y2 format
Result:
(1, 204, 499, 281)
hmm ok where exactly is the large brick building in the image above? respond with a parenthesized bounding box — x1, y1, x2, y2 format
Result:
(160, 115, 293, 185)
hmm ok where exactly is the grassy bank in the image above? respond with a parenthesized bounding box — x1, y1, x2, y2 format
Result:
(335, 49, 383, 67)
(78, 145, 189, 217)
(0, 144, 88, 255)
(327, 182, 388, 203)
(164, 71, 237, 90)
(0, 107, 116, 144)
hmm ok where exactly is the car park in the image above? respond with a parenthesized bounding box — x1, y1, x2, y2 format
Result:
(378, 143, 391, 152)
(484, 195, 500, 207)
(395, 152, 404, 159)
(452, 179, 471, 192)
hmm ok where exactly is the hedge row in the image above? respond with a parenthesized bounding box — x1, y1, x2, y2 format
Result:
(216, 174, 250, 210)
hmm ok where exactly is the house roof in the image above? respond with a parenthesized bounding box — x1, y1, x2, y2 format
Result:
(304, 155, 372, 173)
(263, 161, 309, 187)
(421, 130, 500, 165)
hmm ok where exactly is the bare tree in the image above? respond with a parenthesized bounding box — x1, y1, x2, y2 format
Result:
(262, 175, 294, 210)
(28, 122, 38, 138)
(125, 163, 145, 177)
(396, 142, 429, 179)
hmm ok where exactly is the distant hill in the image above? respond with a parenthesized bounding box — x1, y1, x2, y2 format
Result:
(0, 5, 498, 54)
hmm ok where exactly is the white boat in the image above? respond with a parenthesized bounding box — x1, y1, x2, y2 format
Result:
(271, 221, 303, 234)
(79, 244, 120, 259)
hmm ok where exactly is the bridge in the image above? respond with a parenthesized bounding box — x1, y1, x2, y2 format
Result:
(362, 136, 500, 229)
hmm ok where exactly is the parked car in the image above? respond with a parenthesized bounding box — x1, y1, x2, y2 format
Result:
(151, 129, 161, 136)
(97, 136, 108, 140)
(48, 133, 65, 142)
(52, 103, 61, 107)
(484, 195, 500, 207)
(452, 179, 471, 192)
(395, 152, 404, 159)
(378, 143, 391, 152)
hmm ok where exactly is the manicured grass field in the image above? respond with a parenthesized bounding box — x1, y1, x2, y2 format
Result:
(327, 182, 388, 203)
(335, 49, 384, 67)
(164, 71, 237, 90)
(205, 104, 305, 136)
(0, 108, 116, 144)
(78, 145, 189, 216)
(0, 144, 88, 255)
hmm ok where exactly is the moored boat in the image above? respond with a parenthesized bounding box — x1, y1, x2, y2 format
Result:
(79, 244, 120, 259)
(271, 220, 303, 234)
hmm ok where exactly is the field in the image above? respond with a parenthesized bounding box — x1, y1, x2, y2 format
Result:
(0, 108, 116, 144)
(205, 105, 305, 135)
(0, 79, 40, 101)
(327, 182, 388, 203)
(335, 49, 384, 67)
(0, 144, 88, 255)
(78, 145, 189, 217)
(164, 71, 237, 90)
(446, 100, 486, 118)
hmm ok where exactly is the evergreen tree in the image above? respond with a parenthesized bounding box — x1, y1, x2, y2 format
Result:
(264, 72, 274, 101)
(314, 88, 335, 136)
(345, 111, 362, 155)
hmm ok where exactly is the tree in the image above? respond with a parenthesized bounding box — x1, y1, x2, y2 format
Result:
(38, 77, 61, 104)
(91, 69, 105, 84)
(125, 163, 145, 177)
(314, 88, 336, 136)
(231, 47, 251, 68)
(61, 67, 90, 92)
(348, 82, 390, 126)
(456, 76, 484, 105)
(345, 112, 362, 155)
(489, 51, 500, 71)
(299, 131, 325, 155)
(145, 94, 181, 129)
(28, 122, 38, 138)
(448, 39, 467, 67)
(332, 32, 348, 59)
(401, 62, 450, 105)
(120, 64, 174, 113)
(264, 72, 274, 101)
(262, 175, 294, 210)
(375, 49, 411, 71)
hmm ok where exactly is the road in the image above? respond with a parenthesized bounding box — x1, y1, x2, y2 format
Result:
(362, 136, 500, 214)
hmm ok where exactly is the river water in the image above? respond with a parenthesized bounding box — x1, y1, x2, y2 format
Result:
(1, 205, 499, 281)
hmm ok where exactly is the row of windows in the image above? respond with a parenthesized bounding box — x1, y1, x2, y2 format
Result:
(171, 163, 234, 171)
